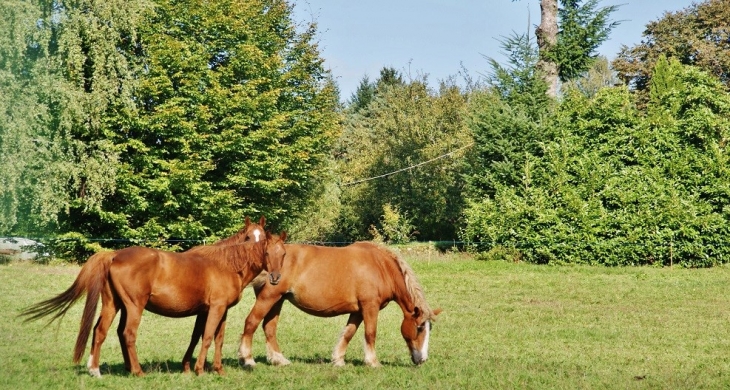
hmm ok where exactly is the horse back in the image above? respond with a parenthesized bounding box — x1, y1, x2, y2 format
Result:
(109, 247, 242, 316)
(281, 243, 400, 312)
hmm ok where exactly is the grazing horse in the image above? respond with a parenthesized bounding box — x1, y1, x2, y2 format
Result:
(238, 242, 441, 368)
(21, 230, 287, 377)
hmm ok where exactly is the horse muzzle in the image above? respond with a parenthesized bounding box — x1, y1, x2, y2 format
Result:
(410, 350, 426, 365)
(268, 271, 281, 285)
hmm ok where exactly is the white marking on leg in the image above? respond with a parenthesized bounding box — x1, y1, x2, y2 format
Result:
(87, 354, 101, 378)
(363, 340, 380, 367)
(238, 342, 256, 367)
(253, 229, 262, 242)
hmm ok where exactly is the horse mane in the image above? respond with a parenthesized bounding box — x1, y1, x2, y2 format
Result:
(367, 242, 438, 321)
(191, 242, 263, 273)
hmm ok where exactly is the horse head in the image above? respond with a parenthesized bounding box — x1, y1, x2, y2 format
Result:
(401, 306, 442, 365)
(263, 231, 287, 285)
(242, 215, 266, 243)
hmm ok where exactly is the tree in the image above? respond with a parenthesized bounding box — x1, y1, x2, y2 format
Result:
(0, 0, 143, 239)
(551, 0, 620, 81)
(536, 0, 559, 97)
(81, 0, 340, 245)
(2, 0, 339, 256)
(463, 61, 730, 266)
(514, 0, 619, 97)
(613, 0, 730, 92)
(562, 56, 619, 98)
(335, 71, 471, 242)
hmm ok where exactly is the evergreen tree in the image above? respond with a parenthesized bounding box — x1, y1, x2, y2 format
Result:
(88, 0, 340, 244)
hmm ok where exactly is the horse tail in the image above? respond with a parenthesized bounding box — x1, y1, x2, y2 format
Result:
(19, 251, 115, 363)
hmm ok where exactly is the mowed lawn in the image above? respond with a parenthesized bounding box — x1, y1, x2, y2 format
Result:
(2, 249, 730, 389)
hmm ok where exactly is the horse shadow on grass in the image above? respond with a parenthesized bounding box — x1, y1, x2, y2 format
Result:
(84, 359, 233, 377)
(224, 354, 412, 368)
(79, 354, 412, 376)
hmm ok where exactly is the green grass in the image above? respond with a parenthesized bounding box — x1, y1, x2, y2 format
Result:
(3, 250, 730, 389)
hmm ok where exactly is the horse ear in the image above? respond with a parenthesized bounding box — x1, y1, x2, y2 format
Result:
(433, 308, 443, 316)
(413, 306, 421, 318)
(244, 216, 251, 227)
(259, 215, 266, 228)
(280, 231, 287, 241)
(265, 231, 272, 240)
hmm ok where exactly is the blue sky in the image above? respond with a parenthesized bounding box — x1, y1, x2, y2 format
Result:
(290, 0, 697, 100)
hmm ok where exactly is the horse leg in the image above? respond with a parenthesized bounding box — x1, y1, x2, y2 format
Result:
(182, 313, 206, 373)
(211, 310, 227, 375)
(262, 299, 290, 366)
(87, 287, 119, 378)
(120, 304, 146, 376)
(238, 293, 282, 367)
(193, 305, 226, 375)
(332, 312, 363, 367)
(116, 307, 131, 371)
(361, 306, 382, 367)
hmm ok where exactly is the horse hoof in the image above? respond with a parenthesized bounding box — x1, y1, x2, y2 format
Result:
(272, 358, 291, 366)
(332, 360, 345, 367)
(269, 353, 291, 366)
(88, 368, 102, 378)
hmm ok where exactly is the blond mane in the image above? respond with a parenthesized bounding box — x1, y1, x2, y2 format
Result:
(366, 242, 437, 321)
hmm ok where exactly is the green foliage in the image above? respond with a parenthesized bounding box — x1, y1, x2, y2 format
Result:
(334, 73, 471, 242)
(369, 203, 415, 244)
(561, 56, 619, 98)
(0, 0, 128, 237)
(86, 0, 339, 245)
(464, 62, 730, 266)
(485, 32, 550, 113)
(1, 0, 339, 253)
(613, 0, 730, 92)
(349, 75, 376, 113)
(550, 0, 620, 81)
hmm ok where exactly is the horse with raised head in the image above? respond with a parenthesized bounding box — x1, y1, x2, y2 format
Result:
(21, 224, 287, 377)
(238, 241, 440, 368)
(181, 215, 267, 372)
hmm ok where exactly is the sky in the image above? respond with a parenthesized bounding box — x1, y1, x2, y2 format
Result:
(290, 0, 698, 100)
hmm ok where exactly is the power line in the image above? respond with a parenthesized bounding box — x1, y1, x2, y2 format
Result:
(342, 142, 474, 186)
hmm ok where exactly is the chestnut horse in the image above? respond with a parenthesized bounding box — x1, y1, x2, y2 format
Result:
(21, 228, 287, 377)
(181, 216, 268, 372)
(238, 241, 440, 368)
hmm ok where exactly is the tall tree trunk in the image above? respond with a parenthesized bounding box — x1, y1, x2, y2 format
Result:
(536, 0, 559, 97)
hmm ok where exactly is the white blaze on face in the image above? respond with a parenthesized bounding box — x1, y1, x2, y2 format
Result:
(253, 229, 262, 242)
(420, 321, 430, 360)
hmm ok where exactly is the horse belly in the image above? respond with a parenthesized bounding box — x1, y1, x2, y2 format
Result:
(288, 290, 360, 317)
(145, 288, 204, 317)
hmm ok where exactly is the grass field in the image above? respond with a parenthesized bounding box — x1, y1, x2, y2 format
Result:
(2, 248, 730, 389)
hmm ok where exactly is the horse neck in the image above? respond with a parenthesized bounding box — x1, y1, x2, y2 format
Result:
(213, 242, 265, 275)
(384, 253, 420, 314)
(212, 229, 247, 246)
